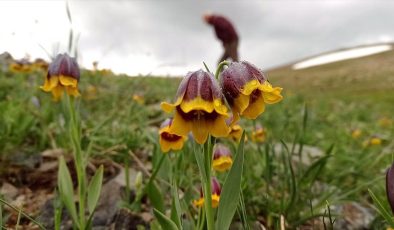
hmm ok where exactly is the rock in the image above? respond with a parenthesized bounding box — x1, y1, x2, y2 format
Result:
(274, 143, 324, 165)
(333, 202, 375, 230)
(0, 182, 18, 200)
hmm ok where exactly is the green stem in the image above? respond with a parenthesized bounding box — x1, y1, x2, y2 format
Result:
(203, 137, 215, 230)
(67, 95, 86, 229)
(214, 61, 229, 79)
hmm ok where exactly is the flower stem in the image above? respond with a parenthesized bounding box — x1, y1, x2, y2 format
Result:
(66, 94, 86, 229)
(214, 61, 229, 79)
(203, 137, 215, 230)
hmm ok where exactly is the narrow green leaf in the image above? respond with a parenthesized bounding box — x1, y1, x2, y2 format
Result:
(170, 198, 182, 229)
(58, 157, 79, 228)
(87, 165, 104, 215)
(299, 155, 331, 186)
(147, 182, 165, 213)
(368, 189, 394, 226)
(216, 132, 245, 229)
(170, 183, 182, 229)
(153, 208, 179, 230)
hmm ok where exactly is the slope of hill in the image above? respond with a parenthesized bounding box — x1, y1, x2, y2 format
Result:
(267, 46, 394, 103)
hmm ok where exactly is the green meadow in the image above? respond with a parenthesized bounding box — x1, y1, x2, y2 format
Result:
(0, 49, 393, 229)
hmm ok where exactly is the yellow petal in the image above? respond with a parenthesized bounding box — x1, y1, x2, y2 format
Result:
(211, 194, 220, 208)
(260, 81, 283, 104)
(180, 97, 215, 113)
(233, 93, 250, 115)
(51, 85, 64, 101)
(193, 198, 205, 208)
(170, 110, 192, 136)
(191, 119, 210, 144)
(213, 156, 233, 172)
(241, 79, 260, 95)
(161, 97, 183, 113)
(159, 137, 172, 153)
(209, 115, 230, 138)
(242, 92, 265, 119)
(59, 75, 78, 87)
(66, 86, 80, 97)
(213, 99, 229, 116)
(40, 76, 59, 92)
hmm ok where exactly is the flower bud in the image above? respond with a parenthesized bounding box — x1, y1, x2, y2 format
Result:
(193, 177, 221, 208)
(213, 144, 233, 172)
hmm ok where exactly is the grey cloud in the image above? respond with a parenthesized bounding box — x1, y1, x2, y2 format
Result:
(69, 0, 394, 73)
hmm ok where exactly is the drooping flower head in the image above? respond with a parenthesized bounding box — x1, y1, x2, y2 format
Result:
(213, 144, 233, 172)
(161, 70, 230, 144)
(40, 53, 80, 101)
(251, 124, 266, 143)
(159, 118, 187, 153)
(220, 61, 283, 123)
(193, 177, 221, 208)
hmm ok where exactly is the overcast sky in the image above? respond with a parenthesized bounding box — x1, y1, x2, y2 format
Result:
(0, 0, 393, 76)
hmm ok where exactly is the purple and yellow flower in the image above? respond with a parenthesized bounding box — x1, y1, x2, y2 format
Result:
(363, 135, 383, 147)
(351, 128, 362, 139)
(9, 59, 32, 73)
(40, 53, 80, 101)
(159, 118, 187, 153)
(213, 144, 233, 172)
(220, 61, 283, 123)
(251, 124, 266, 143)
(161, 70, 230, 144)
(193, 177, 221, 208)
(132, 94, 145, 105)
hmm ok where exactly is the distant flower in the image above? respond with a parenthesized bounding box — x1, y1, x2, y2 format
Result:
(40, 53, 80, 101)
(193, 177, 221, 208)
(363, 135, 383, 147)
(351, 128, 362, 139)
(161, 70, 230, 144)
(213, 144, 233, 172)
(386, 162, 394, 215)
(132, 94, 145, 105)
(9, 59, 32, 73)
(159, 118, 187, 153)
(84, 85, 98, 100)
(378, 117, 393, 128)
(251, 124, 266, 143)
(32, 58, 49, 72)
(228, 123, 243, 142)
(220, 61, 283, 123)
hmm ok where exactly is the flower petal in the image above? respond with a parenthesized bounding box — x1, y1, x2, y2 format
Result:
(242, 91, 265, 119)
(59, 75, 78, 87)
(170, 110, 192, 136)
(51, 85, 64, 101)
(191, 119, 210, 144)
(66, 86, 80, 97)
(40, 75, 59, 92)
(260, 81, 283, 104)
(209, 115, 230, 138)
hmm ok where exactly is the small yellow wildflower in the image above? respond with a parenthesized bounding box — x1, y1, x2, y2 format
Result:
(212, 144, 233, 172)
(193, 177, 221, 208)
(351, 129, 362, 139)
(159, 118, 187, 153)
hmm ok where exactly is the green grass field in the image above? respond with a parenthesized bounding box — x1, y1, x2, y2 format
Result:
(0, 50, 393, 229)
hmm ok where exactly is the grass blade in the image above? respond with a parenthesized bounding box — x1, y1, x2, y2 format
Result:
(216, 132, 245, 229)
(153, 208, 179, 230)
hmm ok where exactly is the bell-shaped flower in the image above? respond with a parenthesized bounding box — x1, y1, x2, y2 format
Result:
(220, 61, 282, 123)
(159, 118, 187, 153)
(40, 53, 80, 101)
(251, 124, 267, 143)
(161, 70, 230, 144)
(193, 177, 221, 208)
(213, 144, 233, 172)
